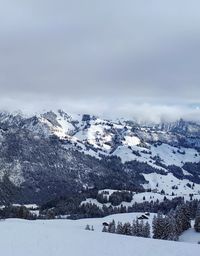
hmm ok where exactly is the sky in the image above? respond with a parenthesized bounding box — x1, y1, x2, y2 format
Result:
(0, 0, 200, 122)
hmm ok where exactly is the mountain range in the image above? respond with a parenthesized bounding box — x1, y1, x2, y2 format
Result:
(0, 110, 200, 205)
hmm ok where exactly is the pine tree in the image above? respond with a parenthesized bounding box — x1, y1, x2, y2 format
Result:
(194, 203, 200, 232)
(132, 220, 137, 236)
(164, 212, 178, 241)
(108, 220, 116, 233)
(116, 222, 123, 234)
(122, 222, 132, 236)
(143, 222, 150, 238)
(135, 219, 141, 236)
(152, 213, 165, 239)
(102, 226, 108, 232)
(137, 220, 144, 237)
(175, 206, 184, 235)
(181, 204, 191, 231)
(85, 224, 90, 231)
(153, 211, 179, 241)
(175, 204, 191, 235)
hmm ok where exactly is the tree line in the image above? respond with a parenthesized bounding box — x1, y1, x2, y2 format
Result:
(102, 219, 150, 238)
(101, 202, 200, 241)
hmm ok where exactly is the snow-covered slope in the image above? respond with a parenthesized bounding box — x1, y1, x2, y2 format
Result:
(40, 111, 200, 167)
(0, 215, 199, 256)
(0, 109, 200, 203)
(81, 191, 200, 210)
(36, 110, 200, 197)
(180, 221, 200, 244)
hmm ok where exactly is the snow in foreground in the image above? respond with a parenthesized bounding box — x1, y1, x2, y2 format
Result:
(0, 214, 199, 256)
(180, 221, 200, 244)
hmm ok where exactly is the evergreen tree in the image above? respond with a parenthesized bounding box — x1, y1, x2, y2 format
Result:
(85, 224, 90, 230)
(135, 219, 141, 236)
(122, 222, 132, 236)
(116, 222, 123, 234)
(132, 220, 137, 236)
(194, 203, 200, 232)
(108, 220, 116, 233)
(153, 211, 179, 241)
(175, 204, 191, 235)
(102, 226, 108, 232)
(137, 220, 144, 237)
(152, 213, 166, 239)
(143, 222, 151, 238)
(164, 212, 178, 241)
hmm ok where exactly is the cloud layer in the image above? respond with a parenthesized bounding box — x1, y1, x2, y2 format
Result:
(0, 1, 200, 122)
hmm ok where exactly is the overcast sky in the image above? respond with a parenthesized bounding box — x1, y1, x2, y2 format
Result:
(0, 0, 200, 122)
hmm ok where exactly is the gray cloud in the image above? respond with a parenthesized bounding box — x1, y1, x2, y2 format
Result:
(0, 0, 200, 122)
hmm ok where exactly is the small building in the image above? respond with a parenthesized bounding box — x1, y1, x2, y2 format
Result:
(137, 214, 149, 220)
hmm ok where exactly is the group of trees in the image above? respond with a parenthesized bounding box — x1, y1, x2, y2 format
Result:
(38, 183, 200, 219)
(152, 204, 191, 241)
(102, 219, 150, 238)
(39, 196, 200, 220)
(101, 202, 197, 242)
(0, 206, 36, 220)
(85, 224, 94, 231)
(97, 191, 133, 206)
(72, 197, 197, 219)
(3, 197, 196, 222)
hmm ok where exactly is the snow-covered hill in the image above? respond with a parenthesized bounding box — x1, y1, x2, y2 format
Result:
(0, 214, 199, 256)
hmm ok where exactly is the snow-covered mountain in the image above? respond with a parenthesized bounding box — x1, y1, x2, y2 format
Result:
(0, 110, 200, 204)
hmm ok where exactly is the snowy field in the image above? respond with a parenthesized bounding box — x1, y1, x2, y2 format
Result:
(180, 221, 200, 244)
(0, 213, 199, 256)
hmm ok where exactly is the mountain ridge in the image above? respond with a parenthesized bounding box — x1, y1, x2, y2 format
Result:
(0, 110, 200, 205)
